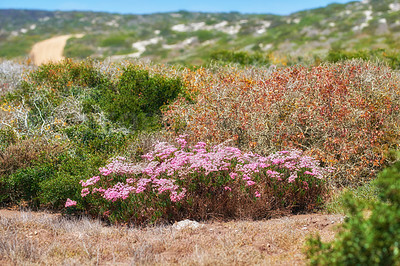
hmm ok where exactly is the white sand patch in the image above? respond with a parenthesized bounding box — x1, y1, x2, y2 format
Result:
(287, 18, 301, 24)
(171, 24, 187, 32)
(202, 39, 216, 46)
(108, 37, 163, 61)
(293, 18, 301, 24)
(352, 10, 373, 32)
(172, 22, 206, 32)
(170, 13, 182, 18)
(389, 3, 400, 12)
(256, 28, 266, 34)
(221, 24, 241, 34)
(130, 37, 163, 57)
(259, 43, 273, 51)
(30, 34, 85, 66)
(105, 20, 119, 27)
(163, 37, 197, 49)
(39, 17, 50, 22)
(213, 21, 228, 29)
(171, 20, 241, 35)
(379, 18, 387, 24)
(364, 10, 373, 21)
(256, 21, 272, 34)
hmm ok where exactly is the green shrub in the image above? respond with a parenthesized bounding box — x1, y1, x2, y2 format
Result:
(2, 163, 55, 206)
(326, 49, 400, 69)
(210, 50, 270, 66)
(0, 127, 17, 150)
(0, 118, 128, 208)
(324, 181, 380, 214)
(305, 158, 400, 265)
(27, 59, 110, 93)
(100, 64, 184, 130)
(64, 46, 94, 59)
(64, 117, 127, 154)
(100, 35, 131, 48)
(3, 60, 112, 138)
(326, 49, 371, 63)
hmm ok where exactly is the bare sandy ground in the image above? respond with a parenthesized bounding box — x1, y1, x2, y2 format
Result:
(29, 34, 84, 66)
(0, 209, 344, 265)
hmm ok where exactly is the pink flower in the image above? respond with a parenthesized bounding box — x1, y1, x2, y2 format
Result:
(81, 188, 90, 197)
(224, 186, 232, 191)
(194, 142, 207, 149)
(176, 135, 188, 149)
(242, 174, 251, 181)
(229, 172, 238, 179)
(65, 198, 77, 207)
(126, 178, 134, 184)
(246, 180, 256, 186)
(80, 176, 100, 187)
(92, 187, 106, 194)
(288, 173, 297, 183)
(255, 191, 261, 198)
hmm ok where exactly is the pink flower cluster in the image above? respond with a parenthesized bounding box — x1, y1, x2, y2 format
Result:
(70, 137, 331, 208)
(65, 198, 77, 207)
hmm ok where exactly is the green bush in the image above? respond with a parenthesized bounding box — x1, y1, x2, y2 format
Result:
(100, 35, 131, 48)
(2, 59, 112, 138)
(0, 117, 128, 208)
(305, 158, 400, 265)
(326, 49, 371, 63)
(99, 65, 184, 130)
(1, 163, 55, 206)
(324, 181, 380, 214)
(39, 153, 106, 209)
(27, 59, 110, 93)
(210, 50, 270, 66)
(64, 117, 127, 154)
(0, 127, 17, 151)
(326, 49, 400, 69)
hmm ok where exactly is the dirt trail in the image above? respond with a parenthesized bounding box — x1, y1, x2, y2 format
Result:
(29, 34, 84, 66)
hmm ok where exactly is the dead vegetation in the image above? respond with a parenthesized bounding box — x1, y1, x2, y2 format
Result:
(0, 209, 343, 265)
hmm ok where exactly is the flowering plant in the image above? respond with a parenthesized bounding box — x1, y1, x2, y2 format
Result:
(70, 136, 331, 224)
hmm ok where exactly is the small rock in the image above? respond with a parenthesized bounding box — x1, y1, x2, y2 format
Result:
(172, 219, 203, 230)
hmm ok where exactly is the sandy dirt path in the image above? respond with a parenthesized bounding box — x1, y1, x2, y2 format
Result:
(29, 34, 84, 66)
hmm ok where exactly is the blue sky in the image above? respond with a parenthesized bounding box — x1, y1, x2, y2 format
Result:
(0, 0, 357, 15)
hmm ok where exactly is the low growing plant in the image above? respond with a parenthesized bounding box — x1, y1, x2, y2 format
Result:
(305, 157, 400, 265)
(68, 136, 332, 225)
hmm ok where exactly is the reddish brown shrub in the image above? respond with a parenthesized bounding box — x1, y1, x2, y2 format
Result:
(0, 138, 64, 177)
(164, 60, 400, 186)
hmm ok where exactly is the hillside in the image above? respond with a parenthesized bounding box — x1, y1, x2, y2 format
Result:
(0, 0, 400, 64)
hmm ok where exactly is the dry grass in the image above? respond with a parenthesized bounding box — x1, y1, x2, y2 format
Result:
(0, 209, 343, 265)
